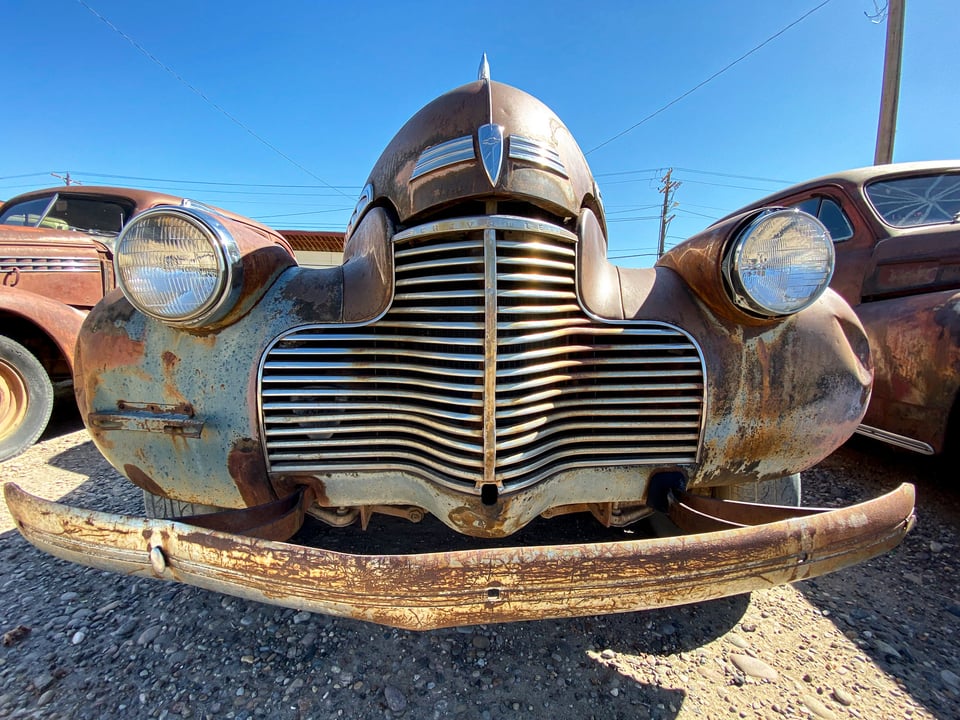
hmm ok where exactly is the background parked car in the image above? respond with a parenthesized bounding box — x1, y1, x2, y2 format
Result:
(726, 161, 960, 455)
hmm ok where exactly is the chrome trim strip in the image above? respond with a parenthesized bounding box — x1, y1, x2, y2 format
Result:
(345, 183, 374, 238)
(393, 215, 578, 243)
(0, 258, 100, 272)
(855, 424, 935, 455)
(508, 134, 568, 178)
(410, 136, 476, 180)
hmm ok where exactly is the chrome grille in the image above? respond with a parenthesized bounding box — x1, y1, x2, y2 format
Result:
(0, 256, 100, 272)
(260, 215, 704, 491)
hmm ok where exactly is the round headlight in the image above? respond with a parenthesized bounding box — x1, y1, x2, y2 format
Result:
(115, 207, 240, 326)
(723, 208, 834, 317)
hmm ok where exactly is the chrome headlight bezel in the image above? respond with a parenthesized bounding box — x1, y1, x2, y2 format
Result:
(114, 206, 243, 328)
(722, 208, 835, 318)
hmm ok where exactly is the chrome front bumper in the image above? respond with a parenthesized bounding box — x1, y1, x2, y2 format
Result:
(4, 482, 914, 630)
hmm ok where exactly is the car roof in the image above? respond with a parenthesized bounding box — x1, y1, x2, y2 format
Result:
(716, 160, 960, 224)
(1, 185, 186, 211)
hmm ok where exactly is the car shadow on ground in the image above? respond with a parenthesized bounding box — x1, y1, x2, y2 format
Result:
(797, 437, 960, 719)
(38, 395, 85, 442)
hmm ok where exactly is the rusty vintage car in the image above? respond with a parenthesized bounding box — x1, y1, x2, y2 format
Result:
(727, 162, 960, 456)
(4, 61, 915, 630)
(0, 186, 194, 461)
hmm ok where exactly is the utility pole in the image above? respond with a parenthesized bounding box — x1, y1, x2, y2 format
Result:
(874, 0, 905, 165)
(658, 169, 680, 258)
(51, 172, 75, 186)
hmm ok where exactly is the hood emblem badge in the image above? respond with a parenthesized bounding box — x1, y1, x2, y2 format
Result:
(478, 123, 504, 187)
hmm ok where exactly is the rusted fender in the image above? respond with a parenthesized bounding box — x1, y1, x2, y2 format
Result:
(0, 286, 87, 373)
(4, 482, 914, 631)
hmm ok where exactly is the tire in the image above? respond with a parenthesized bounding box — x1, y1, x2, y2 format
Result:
(714, 473, 802, 506)
(142, 490, 221, 519)
(0, 336, 54, 463)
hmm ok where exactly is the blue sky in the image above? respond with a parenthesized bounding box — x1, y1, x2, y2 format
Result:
(3, 0, 957, 266)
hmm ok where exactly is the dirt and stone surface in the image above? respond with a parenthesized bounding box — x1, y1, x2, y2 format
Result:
(1, 402, 958, 719)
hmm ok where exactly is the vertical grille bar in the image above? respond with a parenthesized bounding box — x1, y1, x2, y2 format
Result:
(482, 203, 499, 487)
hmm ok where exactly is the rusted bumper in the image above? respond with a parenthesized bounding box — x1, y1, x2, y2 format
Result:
(4, 483, 914, 630)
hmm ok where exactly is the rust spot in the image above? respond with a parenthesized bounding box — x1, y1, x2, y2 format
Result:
(162, 351, 180, 371)
(124, 464, 165, 497)
(228, 438, 274, 506)
(447, 504, 512, 539)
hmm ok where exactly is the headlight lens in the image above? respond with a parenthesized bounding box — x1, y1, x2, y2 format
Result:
(115, 207, 239, 326)
(723, 208, 835, 317)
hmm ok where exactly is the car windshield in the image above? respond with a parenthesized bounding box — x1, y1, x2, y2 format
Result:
(865, 173, 960, 227)
(0, 196, 56, 227)
(0, 194, 133, 237)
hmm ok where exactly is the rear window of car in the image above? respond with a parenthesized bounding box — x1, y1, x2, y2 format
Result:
(865, 173, 960, 227)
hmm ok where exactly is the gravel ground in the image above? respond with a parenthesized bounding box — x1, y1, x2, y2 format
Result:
(1, 402, 958, 719)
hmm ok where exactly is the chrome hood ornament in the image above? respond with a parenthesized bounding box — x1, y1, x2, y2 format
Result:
(478, 53, 490, 82)
(477, 54, 504, 187)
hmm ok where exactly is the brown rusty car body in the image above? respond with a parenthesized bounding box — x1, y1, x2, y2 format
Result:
(727, 161, 960, 455)
(5, 64, 914, 629)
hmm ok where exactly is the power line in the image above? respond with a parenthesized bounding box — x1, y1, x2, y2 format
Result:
(0, 173, 56, 182)
(605, 204, 663, 214)
(585, 0, 833, 155)
(75, 0, 354, 200)
(594, 168, 663, 178)
(251, 208, 354, 220)
(675, 207, 720, 221)
(4, 170, 359, 199)
(72, 171, 359, 191)
(670, 167, 795, 184)
(674, 178, 780, 192)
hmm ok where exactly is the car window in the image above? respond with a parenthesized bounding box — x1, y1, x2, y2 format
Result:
(0, 194, 134, 236)
(865, 173, 960, 227)
(44, 196, 132, 236)
(0, 196, 55, 226)
(790, 196, 854, 242)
